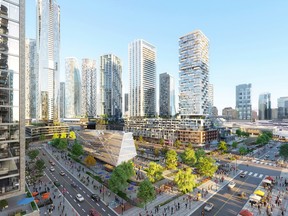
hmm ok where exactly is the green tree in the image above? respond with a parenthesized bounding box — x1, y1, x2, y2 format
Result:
(165, 150, 178, 169)
(60, 133, 67, 139)
(159, 138, 164, 146)
(174, 167, 197, 193)
(121, 161, 135, 179)
(52, 133, 59, 139)
(84, 155, 96, 167)
(218, 141, 228, 152)
(71, 141, 84, 156)
(232, 141, 238, 149)
(187, 142, 192, 149)
(196, 157, 217, 177)
(174, 140, 181, 149)
(0, 199, 8, 210)
(52, 138, 60, 148)
(195, 148, 206, 161)
(154, 148, 160, 157)
(137, 180, 156, 207)
(39, 134, 45, 141)
(236, 129, 242, 137)
(28, 149, 39, 161)
(181, 148, 197, 166)
(161, 146, 169, 155)
(239, 146, 248, 155)
(146, 162, 164, 183)
(139, 136, 143, 143)
(35, 159, 45, 172)
(57, 139, 68, 150)
(69, 131, 76, 139)
(279, 144, 288, 160)
(109, 166, 128, 193)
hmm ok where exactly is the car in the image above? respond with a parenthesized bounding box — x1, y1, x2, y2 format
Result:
(240, 173, 246, 178)
(76, 194, 84, 202)
(42, 152, 46, 156)
(60, 171, 65, 176)
(51, 162, 55, 166)
(71, 183, 77, 188)
(228, 181, 236, 189)
(50, 167, 55, 172)
(91, 194, 100, 202)
(89, 208, 101, 216)
(49, 160, 53, 163)
(54, 181, 60, 187)
(204, 202, 214, 211)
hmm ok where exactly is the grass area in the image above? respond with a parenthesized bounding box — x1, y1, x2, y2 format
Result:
(30, 202, 38, 211)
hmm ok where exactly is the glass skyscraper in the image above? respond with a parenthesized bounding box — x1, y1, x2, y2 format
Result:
(258, 93, 271, 120)
(36, 0, 60, 121)
(277, 97, 288, 120)
(0, 0, 25, 199)
(129, 39, 156, 117)
(236, 83, 252, 120)
(59, 82, 65, 118)
(179, 30, 209, 115)
(65, 58, 81, 118)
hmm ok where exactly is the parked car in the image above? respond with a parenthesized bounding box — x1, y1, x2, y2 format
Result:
(204, 202, 214, 211)
(91, 194, 100, 202)
(71, 183, 77, 188)
(228, 181, 236, 189)
(51, 162, 55, 166)
(76, 194, 84, 202)
(240, 173, 246, 178)
(54, 181, 60, 187)
(50, 167, 55, 172)
(60, 171, 65, 176)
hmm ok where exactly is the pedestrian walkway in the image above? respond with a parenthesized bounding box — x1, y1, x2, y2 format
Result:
(239, 170, 265, 179)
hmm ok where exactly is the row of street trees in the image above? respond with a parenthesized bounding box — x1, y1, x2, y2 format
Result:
(256, 131, 273, 145)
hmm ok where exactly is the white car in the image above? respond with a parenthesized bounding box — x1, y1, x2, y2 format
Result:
(60, 171, 65, 176)
(204, 202, 214, 211)
(76, 194, 84, 202)
(228, 181, 236, 189)
(50, 167, 55, 172)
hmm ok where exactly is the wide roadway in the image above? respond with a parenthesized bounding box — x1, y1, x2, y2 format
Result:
(39, 147, 117, 216)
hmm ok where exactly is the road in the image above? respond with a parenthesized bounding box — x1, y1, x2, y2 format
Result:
(39, 148, 117, 216)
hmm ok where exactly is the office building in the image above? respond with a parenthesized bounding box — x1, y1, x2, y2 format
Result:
(212, 106, 218, 116)
(0, 0, 25, 199)
(36, 0, 60, 121)
(235, 83, 252, 120)
(25, 38, 38, 119)
(59, 82, 65, 118)
(208, 84, 214, 115)
(129, 39, 156, 117)
(258, 93, 271, 120)
(277, 97, 288, 119)
(81, 59, 97, 117)
(65, 58, 81, 118)
(159, 72, 176, 117)
(222, 107, 238, 120)
(100, 54, 123, 119)
(179, 30, 209, 115)
(272, 108, 278, 120)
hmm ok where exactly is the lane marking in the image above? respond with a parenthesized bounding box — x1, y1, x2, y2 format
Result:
(74, 199, 76, 202)
(102, 208, 106, 212)
(244, 171, 248, 174)
(248, 172, 253, 175)
(259, 174, 263, 178)
(83, 191, 86, 194)
(70, 195, 72, 198)
(82, 209, 86, 212)
(253, 173, 258, 177)
(96, 203, 100, 206)
(78, 203, 80, 207)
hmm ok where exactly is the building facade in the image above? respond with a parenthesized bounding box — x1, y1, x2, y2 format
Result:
(81, 59, 97, 117)
(129, 39, 156, 117)
(25, 38, 38, 119)
(258, 93, 271, 120)
(36, 0, 60, 121)
(277, 97, 288, 119)
(0, 0, 25, 199)
(222, 107, 238, 120)
(159, 72, 176, 117)
(100, 54, 123, 119)
(59, 82, 65, 118)
(208, 84, 213, 115)
(179, 30, 209, 115)
(272, 108, 278, 120)
(65, 58, 81, 118)
(236, 83, 252, 120)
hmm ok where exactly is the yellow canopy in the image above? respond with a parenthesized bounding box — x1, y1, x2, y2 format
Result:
(254, 190, 265, 197)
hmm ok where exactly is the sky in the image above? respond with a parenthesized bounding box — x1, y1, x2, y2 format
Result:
(25, 0, 288, 113)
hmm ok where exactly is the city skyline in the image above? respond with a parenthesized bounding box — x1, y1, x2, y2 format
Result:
(26, 0, 288, 112)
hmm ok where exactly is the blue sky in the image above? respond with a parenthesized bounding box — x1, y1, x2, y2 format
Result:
(26, 0, 288, 112)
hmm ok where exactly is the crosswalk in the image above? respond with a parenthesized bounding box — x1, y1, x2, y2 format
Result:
(251, 159, 276, 167)
(240, 170, 264, 178)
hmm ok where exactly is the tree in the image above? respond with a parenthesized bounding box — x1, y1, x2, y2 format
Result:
(165, 150, 178, 169)
(159, 138, 164, 146)
(161, 146, 169, 155)
(236, 129, 242, 137)
(35, 159, 45, 172)
(218, 141, 228, 152)
(0, 199, 8, 210)
(239, 146, 248, 155)
(174, 140, 181, 149)
(138, 136, 143, 143)
(60, 133, 67, 139)
(121, 161, 135, 179)
(39, 134, 45, 141)
(279, 144, 288, 160)
(232, 142, 238, 149)
(52, 133, 59, 139)
(196, 157, 217, 177)
(52, 138, 60, 148)
(137, 180, 156, 207)
(187, 142, 192, 149)
(181, 148, 197, 166)
(146, 162, 164, 183)
(71, 141, 84, 156)
(195, 148, 206, 161)
(109, 166, 128, 193)
(174, 167, 197, 193)
(84, 155, 96, 167)
(28, 149, 39, 161)
(57, 139, 68, 150)
(69, 131, 76, 139)
(154, 148, 160, 157)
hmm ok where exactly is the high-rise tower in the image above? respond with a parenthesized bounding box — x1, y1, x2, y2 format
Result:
(36, 0, 60, 121)
(81, 59, 97, 117)
(159, 73, 176, 117)
(0, 0, 25, 199)
(179, 30, 209, 115)
(129, 39, 156, 117)
(236, 83, 252, 120)
(258, 93, 271, 120)
(100, 54, 122, 118)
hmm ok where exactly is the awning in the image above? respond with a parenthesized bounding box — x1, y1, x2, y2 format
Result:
(239, 209, 253, 216)
(249, 194, 261, 202)
(262, 179, 272, 184)
(254, 190, 265, 197)
(17, 197, 35, 205)
(41, 192, 50, 200)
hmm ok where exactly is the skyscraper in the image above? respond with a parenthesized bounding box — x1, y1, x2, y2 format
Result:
(124, 93, 129, 113)
(277, 97, 288, 119)
(0, 0, 25, 199)
(100, 54, 122, 118)
(25, 38, 38, 119)
(65, 58, 81, 118)
(179, 30, 209, 115)
(236, 83, 252, 120)
(159, 72, 176, 117)
(36, 0, 60, 121)
(129, 39, 156, 117)
(81, 59, 97, 117)
(208, 84, 214, 115)
(258, 93, 271, 120)
(59, 82, 65, 118)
